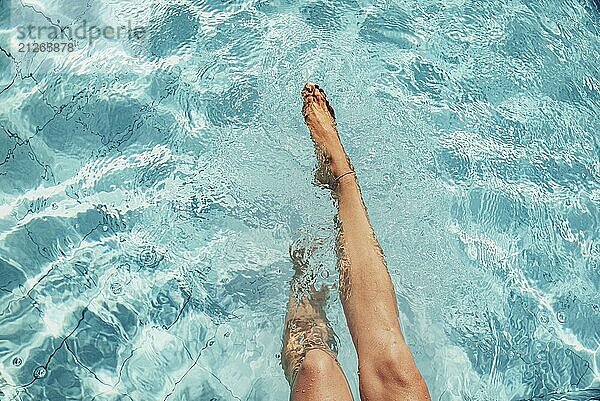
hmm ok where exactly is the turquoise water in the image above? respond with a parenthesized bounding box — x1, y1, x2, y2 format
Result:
(1, 0, 599, 400)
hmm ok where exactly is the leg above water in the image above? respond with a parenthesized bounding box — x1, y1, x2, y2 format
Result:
(301, 82, 431, 401)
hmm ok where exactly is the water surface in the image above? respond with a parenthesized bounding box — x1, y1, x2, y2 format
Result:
(0, 0, 599, 400)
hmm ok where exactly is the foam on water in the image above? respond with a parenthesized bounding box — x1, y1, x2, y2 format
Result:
(0, 0, 599, 400)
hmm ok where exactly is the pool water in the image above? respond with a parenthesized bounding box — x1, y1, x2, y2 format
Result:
(1, 0, 599, 400)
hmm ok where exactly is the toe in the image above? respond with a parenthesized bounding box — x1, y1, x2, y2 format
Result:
(302, 83, 336, 121)
(301, 85, 315, 108)
(314, 88, 327, 107)
(312, 86, 335, 119)
(302, 82, 316, 97)
(312, 86, 323, 100)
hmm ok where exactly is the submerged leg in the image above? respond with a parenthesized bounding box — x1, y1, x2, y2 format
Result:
(301, 82, 430, 401)
(281, 247, 352, 401)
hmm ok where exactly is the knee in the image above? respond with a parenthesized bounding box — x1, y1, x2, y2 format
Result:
(359, 340, 429, 400)
(299, 348, 339, 377)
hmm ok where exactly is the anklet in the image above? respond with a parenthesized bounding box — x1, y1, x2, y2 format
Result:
(333, 171, 355, 184)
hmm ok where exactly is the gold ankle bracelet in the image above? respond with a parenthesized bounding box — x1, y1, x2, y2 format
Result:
(333, 171, 355, 183)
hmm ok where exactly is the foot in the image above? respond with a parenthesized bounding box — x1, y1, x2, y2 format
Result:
(301, 83, 353, 185)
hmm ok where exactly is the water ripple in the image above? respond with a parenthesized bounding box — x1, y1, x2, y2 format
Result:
(1, 0, 599, 400)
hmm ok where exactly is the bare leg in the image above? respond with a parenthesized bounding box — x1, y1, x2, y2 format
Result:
(281, 248, 353, 401)
(301, 83, 430, 401)
(289, 349, 352, 401)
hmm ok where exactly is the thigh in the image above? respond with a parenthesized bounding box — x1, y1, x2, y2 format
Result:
(290, 349, 353, 401)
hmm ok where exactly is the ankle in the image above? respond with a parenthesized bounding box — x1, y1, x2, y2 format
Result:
(329, 153, 352, 178)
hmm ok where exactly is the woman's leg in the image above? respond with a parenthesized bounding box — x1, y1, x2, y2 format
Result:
(281, 248, 353, 401)
(289, 348, 352, 401)
(301, 83, 430, 401)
